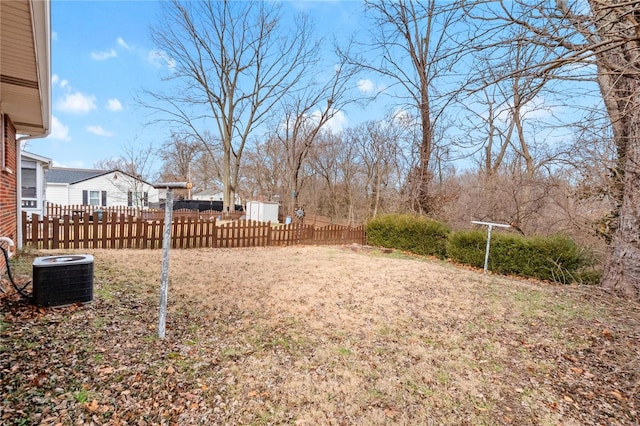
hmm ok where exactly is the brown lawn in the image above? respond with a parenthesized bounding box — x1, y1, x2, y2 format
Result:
(1, 245, 639, 425)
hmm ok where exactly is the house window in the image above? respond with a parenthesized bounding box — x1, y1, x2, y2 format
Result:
(21, 160, 37, 208)
(128, 191, 149, 207)
(88, 190, 101, 206)
(82, 190, 106, 206)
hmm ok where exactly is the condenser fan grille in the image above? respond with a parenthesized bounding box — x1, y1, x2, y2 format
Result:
(32, 255, 94, 308)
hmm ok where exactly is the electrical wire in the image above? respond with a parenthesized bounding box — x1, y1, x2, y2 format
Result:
(0, 245, 31, 299)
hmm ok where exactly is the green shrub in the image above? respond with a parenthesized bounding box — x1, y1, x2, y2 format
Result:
(444, 230, 487, 268)
(572, 268, 603, 286)
(366, 214, 450, 259)
(446, 230, 595, 284)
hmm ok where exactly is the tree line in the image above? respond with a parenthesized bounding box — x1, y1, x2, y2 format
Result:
(118, 0, 640, 299)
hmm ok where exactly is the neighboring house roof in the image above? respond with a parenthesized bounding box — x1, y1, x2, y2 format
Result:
(45, 167, 156, 186)
(21, 150, 53, 166)
(0, 0, 51, 136)
(45, 168, 108, 184)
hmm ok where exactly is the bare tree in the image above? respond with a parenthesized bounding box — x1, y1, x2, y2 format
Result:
(346, 0, 465, 214)
(306, 130, 346, 221)
(463, 0, 640, 298)
(243, 135, 287, 202)
(270, 57, 357, 216)
(94, 140, 158, 208)
(347, 118, 405, 218)
(158, 132, 203, 197)
(141, 0, 321, 213)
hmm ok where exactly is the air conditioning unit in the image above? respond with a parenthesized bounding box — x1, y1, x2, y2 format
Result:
(32, 255, 94, 308)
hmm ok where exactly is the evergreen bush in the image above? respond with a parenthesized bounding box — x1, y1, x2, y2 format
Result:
(446, 230, 594, 283)
(366, 214, 450, 259)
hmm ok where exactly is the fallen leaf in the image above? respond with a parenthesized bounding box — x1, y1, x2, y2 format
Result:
(384, 409, 397, 418)
(610, 390, 624, 401)
(85, 400, 99, 412)
(31, 372, 47, 387)
(98, 366, 114, 375)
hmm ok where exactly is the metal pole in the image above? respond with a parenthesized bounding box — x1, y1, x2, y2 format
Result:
(153, 181, 190, 339)
(158, 188, 174, 339)
(471, 220, 512, 275)
(483, 225, 492, 274)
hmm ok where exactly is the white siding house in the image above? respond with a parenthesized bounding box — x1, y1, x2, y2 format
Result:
(45, 168, 160, 208)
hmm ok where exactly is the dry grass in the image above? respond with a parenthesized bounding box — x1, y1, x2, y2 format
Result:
(1, 245, 639, 425)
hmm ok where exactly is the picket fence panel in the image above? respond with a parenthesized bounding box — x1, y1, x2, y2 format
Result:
(44, 202, 244, 221)
(22, 212, 366, 250)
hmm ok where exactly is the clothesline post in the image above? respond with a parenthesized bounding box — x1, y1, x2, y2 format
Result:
(471, 220, 513, 274)
(154, 181, 192, 339)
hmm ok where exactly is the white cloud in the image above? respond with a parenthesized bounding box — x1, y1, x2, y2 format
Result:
(53, 159, 84, 168)
(391, 108, 416, 126)
(51, 74, 69, 89)
(49, 116, 71, 141)
(117, 37, 131, 51)
(325, 110, 348, 132)
(56, 92, 97, 113)
(493, 95, 553, 123)
(107, 98, 123, 112)
(357, 79, 375, 94)
(357, 78, 386, 95)
(91, 48, 117, 61)
(148, 50, 176, 69)
(521, 95, 554, 120)
(86, 125, 114, 137)
(309, 109, 348, 132)
(278, 108, 348, 135)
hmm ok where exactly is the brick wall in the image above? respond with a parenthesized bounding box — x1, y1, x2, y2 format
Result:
(0, 114, 17, 244)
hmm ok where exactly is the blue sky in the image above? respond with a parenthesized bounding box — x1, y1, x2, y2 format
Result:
(27, 0, 370, 170)
(25, 1, 602, 174)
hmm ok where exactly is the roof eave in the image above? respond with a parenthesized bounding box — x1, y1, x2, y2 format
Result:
(29, 0, 52, 137)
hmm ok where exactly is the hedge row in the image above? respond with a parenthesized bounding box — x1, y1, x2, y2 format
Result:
(366, 214, 599, 284)
(366, 214, 450, 259)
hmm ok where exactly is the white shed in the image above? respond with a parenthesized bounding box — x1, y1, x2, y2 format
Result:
(246, 201, 280, 223)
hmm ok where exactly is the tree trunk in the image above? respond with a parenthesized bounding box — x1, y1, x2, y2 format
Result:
(223, 139, 232, 214)
(418, 98, 433, 214)
(600, 79, 640, 298)
(589, 0, 640, 298)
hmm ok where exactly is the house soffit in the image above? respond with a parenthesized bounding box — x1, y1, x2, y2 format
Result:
(0, 0, 51, 136)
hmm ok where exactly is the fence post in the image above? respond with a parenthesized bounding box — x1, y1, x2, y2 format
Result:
(267, 222, 272, 246)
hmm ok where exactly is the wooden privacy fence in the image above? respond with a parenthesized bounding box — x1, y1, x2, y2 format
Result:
(46, 203, 139, 218)
(45, 202, 244, 221)
(22, 212, 366, 250)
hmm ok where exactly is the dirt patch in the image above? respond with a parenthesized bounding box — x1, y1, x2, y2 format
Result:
(1, 245, 639, 424)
